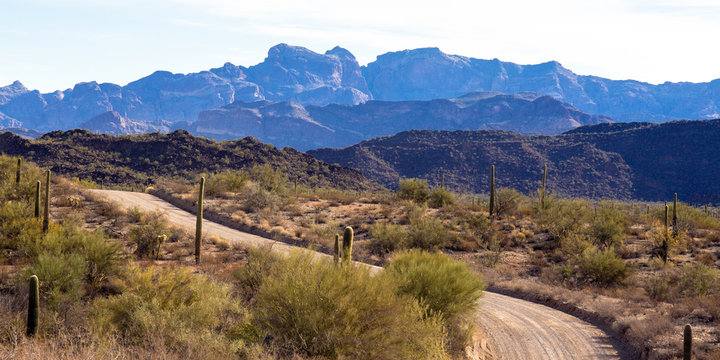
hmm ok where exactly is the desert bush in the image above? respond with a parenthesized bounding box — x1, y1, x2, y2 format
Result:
(428, 186, 455, 208)
(677, 262, 718, 297)
(408, 216, 451, 250)
(249, 164, 287, 194)
(243, 182, 281, 212)
(252, 251, 448, 359)
(0, 200, 42, 250)
(577, 246, 630, 286)
(397, 178, 430, 204)
(205, 169, 249, 196)
(384, 250, 485, 352)
(91, 265, 243, 355)
(127, 210, 168, 259)
(537, 197, 591, 243)
(23, 252, 86, 309)
(0, 155, 44, 201)
(368, 222, 407, 255)
(588, 203, 628, 249)
(232, 247, 281, 300)
(644, 274, 672, 301)
(494, 188, 521, 216)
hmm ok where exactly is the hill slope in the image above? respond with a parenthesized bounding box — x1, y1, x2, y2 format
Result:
(309, 119, 720, 202)
(0, 129, 377, 191)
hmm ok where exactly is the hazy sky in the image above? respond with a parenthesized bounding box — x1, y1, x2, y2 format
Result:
(2, 0, 719, 92)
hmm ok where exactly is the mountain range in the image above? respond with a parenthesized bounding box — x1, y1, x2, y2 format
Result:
(308, 119, 720, 203)
(2, 43, 719, 137)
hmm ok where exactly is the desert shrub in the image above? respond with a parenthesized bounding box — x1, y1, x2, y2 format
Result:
(577, 246, 630, 286)
(588, 203, 628, 249)
(368, 222, 407, 255)
(537, 197, 591, 243)
(0, 200, 42, 249)
(644, 274, 672, 301)
(677, 262, 718, 297)
(252, 251, 448, 359)
(408, 217, 451, 250)
(232, 247, 281, 300)
(428, 186, 455, 208)
(397, 178, 430, 204)
(91, 265, 243, 355)
(384, 250, 485, 352)
(385, 250, 485, 320)
(23, 252, 86, 309)
(127, 211, 168, 259)
(249, 164, 287, 194)
(242, 182, 281, 212)
(494, 188, 521, 216)
(205, 169, 249, 196)
(0, 155, 44, 201)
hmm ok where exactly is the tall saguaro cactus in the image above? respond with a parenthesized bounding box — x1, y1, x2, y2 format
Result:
(489, 165, 496, 216)
(662, 204, 669, 264)
(441, 174, 445, 189)
(15, 158, 21, 184)
(342, 226, 353, 264)
(34, 181, 41, 218)
(334, 234, 340, 265)
(27, 275, 39, 337)
(684, 324, 692, 360)
(673, 193, 678, 236)
(42, 170, 50, 233)
(195, 177, 205, 265)
(541, 164, 547, 208)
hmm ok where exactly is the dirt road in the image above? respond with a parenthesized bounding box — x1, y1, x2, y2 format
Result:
(93, 190, 629, 359)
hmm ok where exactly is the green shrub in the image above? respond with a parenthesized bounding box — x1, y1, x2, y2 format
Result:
(537, 197, 591, 243)
(91, 265, 243, 355)
(127, 211, 168, 258)
(678, 263, 718, 297)
(242, 182, 281, 212)
(397, 178, 430, 204)
(368, 222, 407, 255)
(644, 274, 672, 301)
(249, 164, 287, 194)
(408, 217, 451, 250)
(494, 188, 521, 216)
(252, 251, 448, 359)
(577, 246, 630, 286)
(205, 169, 249, 196)
(0, 200, 42, 249)
(589, 203, 628, 249)
(23, 252, 86, 309)
(428, 186, 455, 208)
(232, 247, 281, 300)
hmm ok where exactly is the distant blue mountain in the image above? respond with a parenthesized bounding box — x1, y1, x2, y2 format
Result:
(1, 44, 719, 133)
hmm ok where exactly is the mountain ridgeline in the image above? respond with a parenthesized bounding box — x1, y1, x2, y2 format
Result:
(0, 129, 377, 191)
(308, 119, 720, 203)
(2, 43, 720, 136)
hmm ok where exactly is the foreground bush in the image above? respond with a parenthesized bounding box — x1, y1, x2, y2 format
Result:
(589, 203, 628, 249)
(408, 217, 451, 250)
(397, 178, 430, 204)
(678, 263, 718, 297)
(252, 251, 448, 359)
(91, 265, 244, 356)
(368, 222, 407, 254)
(577, 246, 630, 286)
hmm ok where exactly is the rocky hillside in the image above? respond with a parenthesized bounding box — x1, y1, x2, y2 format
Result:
(309, 119, 720, 202)
(193, 92, 610, 150)
(2, 44, 719, 133)
(0, 129, 378, 191)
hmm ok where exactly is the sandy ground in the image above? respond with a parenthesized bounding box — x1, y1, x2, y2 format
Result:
(92, 190, 629, 359)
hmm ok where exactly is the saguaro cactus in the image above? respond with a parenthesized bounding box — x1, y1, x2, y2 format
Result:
(342, 226, 353, 264)
(195, 177, 205, 265)
(15, 158, 21, 184)
(334, 234, 340, 264)
(154, 235, 167, 260)
(662, 204, 669, 264)
(489, 165, 496, 216)
(673, 193, 678, 236)
(684, 324, 692, 360)
(42, 170, 50, 233)
(541, 164, 547, 208)
(441, 174, 445, 189)
(34, 180, 41, 218)
(27, 275, 39, 337)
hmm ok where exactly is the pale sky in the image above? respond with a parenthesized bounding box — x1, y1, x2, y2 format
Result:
(1, 0, 719, 92)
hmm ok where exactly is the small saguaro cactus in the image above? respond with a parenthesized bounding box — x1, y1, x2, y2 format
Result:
(684, 324, 692, 360)
(342, 226, 353, 264)
(27, 275, 39, 337)
(42, 170, 50, 233)
(541, 164, 547, 208)
(334, 234, 340, 265)
(195, 177, 205, 265)
(489, 165, 496, 216)
(673, 193, 678, 236)
(15, 158, 21, 184)
(153, 234, 167, 260)
(662, 204, 669, 264)
(441, 174, 445, 189)
(34, 180, 41, 218)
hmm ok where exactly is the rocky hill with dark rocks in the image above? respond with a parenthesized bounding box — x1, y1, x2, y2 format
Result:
(0, 129, 378, 191)
(309, 119, 720, 202)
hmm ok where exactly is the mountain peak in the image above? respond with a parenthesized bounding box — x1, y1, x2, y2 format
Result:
(326, 46, 356, 60)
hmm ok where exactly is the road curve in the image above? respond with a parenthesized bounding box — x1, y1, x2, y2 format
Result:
(92, 190, 628, 360)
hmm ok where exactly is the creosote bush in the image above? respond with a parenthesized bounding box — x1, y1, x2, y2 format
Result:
(251, 251, 448, 359)
(428, 186, 456, 208)
(589, 203, 628, 249)
(408, 216, 451, 250)
(368, 222, 407, 255)
(127, 210, 168, 258)
(397, 178, 430, 204)
(577, 246, 630, 287)
(494, 187, 521, 216)
(678, 263, 718, 297)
